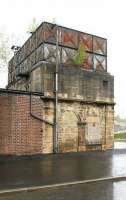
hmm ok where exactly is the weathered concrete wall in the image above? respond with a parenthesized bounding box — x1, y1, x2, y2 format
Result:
(11, 64, 114, 103)
(42, 100, 114, 153)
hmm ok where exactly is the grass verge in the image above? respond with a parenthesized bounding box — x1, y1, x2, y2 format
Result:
(114, 132, 126, 140)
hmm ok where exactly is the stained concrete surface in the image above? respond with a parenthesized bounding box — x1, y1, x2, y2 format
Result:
(0, 180, 126, 200)
(0, 146, 126, 191)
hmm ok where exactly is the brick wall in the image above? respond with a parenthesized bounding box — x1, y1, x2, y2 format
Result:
(0, 91, 44, 155)
(0, 95, 12, 154)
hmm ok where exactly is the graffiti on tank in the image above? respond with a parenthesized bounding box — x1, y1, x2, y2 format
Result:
(44, 23, 57, 43)
(62, 30, 78, 48)
(82, 53, 93, 70)
(79, 33, 93, 51)
(93, 37, 106, 55)
(94, 55, 106, 71)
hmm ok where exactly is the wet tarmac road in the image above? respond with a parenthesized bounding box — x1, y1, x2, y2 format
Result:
(0, 180, 126, 200)
(0, 148, 126, 191)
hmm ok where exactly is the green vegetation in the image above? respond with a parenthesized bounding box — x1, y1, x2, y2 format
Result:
(73, 43, 87, 65)
(114, 132, 126, 140)
(27, 18, 39, 33)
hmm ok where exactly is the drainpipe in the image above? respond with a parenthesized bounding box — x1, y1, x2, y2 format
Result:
(104, 105, 107, 149)
(30, 93, 54, 126)
(53, 26, 59, 153)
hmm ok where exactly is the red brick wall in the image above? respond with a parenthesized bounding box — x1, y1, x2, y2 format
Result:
(0, 92, 43, 155)
(0, 95, 12, 154)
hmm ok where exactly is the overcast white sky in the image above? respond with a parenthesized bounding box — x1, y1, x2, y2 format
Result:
(0, 0, 125, 117)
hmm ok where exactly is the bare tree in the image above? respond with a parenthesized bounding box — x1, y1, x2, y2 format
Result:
(0, 31, 11, 70)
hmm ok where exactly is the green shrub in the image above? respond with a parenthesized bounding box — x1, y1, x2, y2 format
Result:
(73, 43, 87, 65)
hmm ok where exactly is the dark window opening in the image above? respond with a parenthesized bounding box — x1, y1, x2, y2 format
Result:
(103, 80, 108, 88)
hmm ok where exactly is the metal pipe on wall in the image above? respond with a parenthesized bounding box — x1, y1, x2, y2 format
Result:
(30, 93, 54, 126)
(53, 26, 59, 153)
